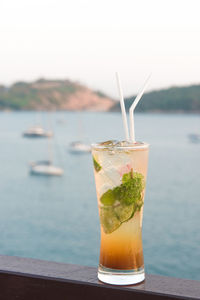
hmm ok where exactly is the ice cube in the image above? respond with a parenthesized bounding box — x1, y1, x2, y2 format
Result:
(99, 151, 131, 170)
(97, 168, 120, 190)
(115, 140, 131, 147)
(99, 183, 112, 197)
(96, 171, 117, 197)
(99, 140, 117, 146)
(96, 144, 132, 195)
(104, 167, 121, 186)
(115, 140, 138, 147)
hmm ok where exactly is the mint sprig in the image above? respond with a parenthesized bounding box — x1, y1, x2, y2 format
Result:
(99, 170, 145, 233)
(100, 170, 145, 207)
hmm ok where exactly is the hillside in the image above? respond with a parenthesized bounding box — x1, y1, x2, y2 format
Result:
(0, 79, 114, 111)
(2, 80, 200, 113)
(111, 85, 200, 113)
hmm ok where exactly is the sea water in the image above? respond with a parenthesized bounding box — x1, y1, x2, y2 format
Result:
(0, 111, 199, 281)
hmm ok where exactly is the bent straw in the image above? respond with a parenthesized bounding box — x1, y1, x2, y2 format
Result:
(129, 74, 151, 142)
(116, 72, 129, 141)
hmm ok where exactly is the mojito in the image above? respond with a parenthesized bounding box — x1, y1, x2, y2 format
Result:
(92, 140, 149, 285)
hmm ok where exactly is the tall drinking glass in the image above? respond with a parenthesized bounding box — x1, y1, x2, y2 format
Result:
(92, 141, 149, 285)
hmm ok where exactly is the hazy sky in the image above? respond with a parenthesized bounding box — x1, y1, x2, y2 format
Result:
(1, 0, 200, 97)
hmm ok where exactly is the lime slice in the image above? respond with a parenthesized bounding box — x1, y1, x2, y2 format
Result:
(114, 203, 135, 223)
(100, 207, 121, 234)
(93, 156, 102, 172)
(100, 189, 115, 206)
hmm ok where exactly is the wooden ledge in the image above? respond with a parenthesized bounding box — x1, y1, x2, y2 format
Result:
(0, 255, 199, 300)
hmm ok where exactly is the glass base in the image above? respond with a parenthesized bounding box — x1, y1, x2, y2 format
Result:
(98, 265, 145, 285)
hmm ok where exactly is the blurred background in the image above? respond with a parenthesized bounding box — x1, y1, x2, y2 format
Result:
(0, 0, 200, 281)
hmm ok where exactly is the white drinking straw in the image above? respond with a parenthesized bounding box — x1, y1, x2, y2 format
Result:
(129, 74, 151, 142)
(116, 72, 129, 141)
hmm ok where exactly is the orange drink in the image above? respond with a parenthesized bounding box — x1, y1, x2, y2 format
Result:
(92, 140, 149, 285)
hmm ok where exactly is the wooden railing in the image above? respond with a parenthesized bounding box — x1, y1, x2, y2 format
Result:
(0, 255, 199, 300)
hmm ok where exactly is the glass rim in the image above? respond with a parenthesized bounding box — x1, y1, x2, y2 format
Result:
(91, 141, 149, 150)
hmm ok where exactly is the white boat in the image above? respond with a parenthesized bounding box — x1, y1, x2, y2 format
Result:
(188, 133, 200, 143)
(29, 122, 63, 176)
(23, 126, 53, 138)
(68, 112, 91, 154)
(69, 141, 91, 154)
(30, 160, 63, 176)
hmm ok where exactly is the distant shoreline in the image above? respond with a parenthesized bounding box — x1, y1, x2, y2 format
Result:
(1, 78, 200, 113)
(1, 109, 200, 114)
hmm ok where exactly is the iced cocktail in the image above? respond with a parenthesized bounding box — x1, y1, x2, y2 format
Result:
(92, 140, 149, 285)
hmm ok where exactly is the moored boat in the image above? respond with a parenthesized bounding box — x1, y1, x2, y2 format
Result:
(30, 160, 63, 176)
(68, 141, 91, 154)
(188, 133, 200, 143)
(23, 126, 53, 138)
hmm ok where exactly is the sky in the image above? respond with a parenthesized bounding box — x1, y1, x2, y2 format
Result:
(1, 0, 200, 97)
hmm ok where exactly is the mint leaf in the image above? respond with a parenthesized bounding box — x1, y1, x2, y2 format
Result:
(114, 172, 145, 206)
(122, 171, 132, 183)
(93, 156, 102, 172)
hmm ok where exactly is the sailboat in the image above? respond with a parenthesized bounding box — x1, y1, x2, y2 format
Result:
(68, 112, 91, 154)
(30, 160, 63, 176)
(188, 133, 200, 143)
(30, 147, 64, 176)
(30, 117, 63, 176)
(68, 141, 91, 154)
(23, 112, 53, 138)
(23, 126, 53, 138)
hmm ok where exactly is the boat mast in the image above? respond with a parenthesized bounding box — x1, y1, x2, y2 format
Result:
(47, 136, 53, 164)
(47, 112, 53, 164)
